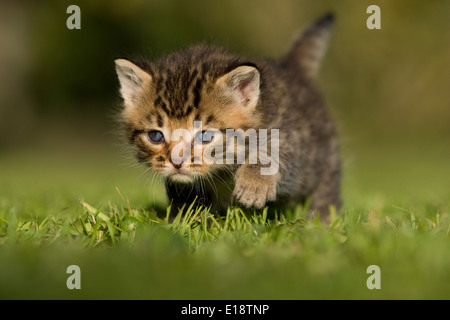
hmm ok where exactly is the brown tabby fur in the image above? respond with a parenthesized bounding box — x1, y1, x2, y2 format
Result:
(115, 13, 341, 220)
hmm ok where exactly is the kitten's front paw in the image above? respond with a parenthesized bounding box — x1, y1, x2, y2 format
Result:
(233, 165, 278, 209)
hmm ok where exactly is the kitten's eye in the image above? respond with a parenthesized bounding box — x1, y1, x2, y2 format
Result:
(148, 130, 165, 143)
(194, 130, 215, 144)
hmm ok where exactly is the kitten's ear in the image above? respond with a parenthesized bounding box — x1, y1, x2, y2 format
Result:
(281, 13, 334, 79)
(115, 59, 152, 109)
(216, 65, 260, 109)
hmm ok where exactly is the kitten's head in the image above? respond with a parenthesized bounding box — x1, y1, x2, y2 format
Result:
(115, 46, 262, 183)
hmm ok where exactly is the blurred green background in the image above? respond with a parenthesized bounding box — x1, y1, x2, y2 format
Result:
(0, 0, 450, 299)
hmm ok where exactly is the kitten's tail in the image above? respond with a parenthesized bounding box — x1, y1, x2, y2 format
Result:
(280, 13, 335, 79)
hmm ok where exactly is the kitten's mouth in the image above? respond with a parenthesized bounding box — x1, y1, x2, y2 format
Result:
(169, 171, 194, 183)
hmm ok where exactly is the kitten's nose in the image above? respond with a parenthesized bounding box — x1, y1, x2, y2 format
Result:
(170, 158, 184, 169)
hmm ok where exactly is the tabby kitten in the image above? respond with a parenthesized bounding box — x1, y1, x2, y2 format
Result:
(115, 14, 341, 219)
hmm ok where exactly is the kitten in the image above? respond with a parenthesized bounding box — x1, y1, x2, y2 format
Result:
(114, 13, 341, 220)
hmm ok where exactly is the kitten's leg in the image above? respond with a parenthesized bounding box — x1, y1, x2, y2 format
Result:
(233, 164, 279, 208)
(309, 159, 341, 221)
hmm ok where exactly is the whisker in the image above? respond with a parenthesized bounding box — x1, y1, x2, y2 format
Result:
(205, 172, 218, 203)
(210, 170, 233, 193)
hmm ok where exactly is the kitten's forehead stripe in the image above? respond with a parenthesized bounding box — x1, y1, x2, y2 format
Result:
(157, 114, 164, 128)
(189, 69, 199, 85)
(154, 96, 162, 108)
(186, 68, 202, 108)
(192, 76, 202, 109)
(185, 105, 193, 117)
(154, 95, 170, 116)
(182, 69, 194, 104)
(155, 76, 164, 95)
(194, 111, 201, 122)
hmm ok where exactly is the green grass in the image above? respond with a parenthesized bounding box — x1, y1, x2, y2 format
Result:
(0, 139, 450, 299)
